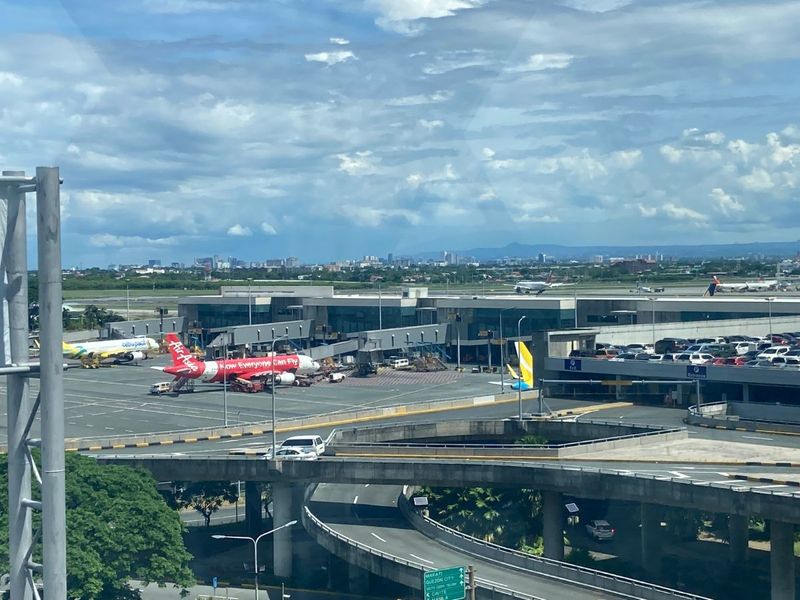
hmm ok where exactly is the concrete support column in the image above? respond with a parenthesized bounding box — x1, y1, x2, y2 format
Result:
(742, 383, 750, 403)
(728, 514, 749, 565)
(615, 376, 623, 401)
(542, 490, 564, 561)
(244, 481, 262, 536)
(348, 563, 370, 595)
(770, 520, 796, 600)
(273, 482, 299, 578)
(640, 503, 662, 576)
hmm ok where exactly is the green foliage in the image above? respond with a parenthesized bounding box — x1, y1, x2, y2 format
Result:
(421, 486, 543, 549)
(78, 305, 125, 330)
(0, 453, 193, 599)
(516, 434, 548, 445)
(171, 481, 238, 527)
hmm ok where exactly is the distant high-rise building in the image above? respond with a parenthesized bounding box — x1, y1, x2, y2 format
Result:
(537, 253, 546, 264)
(285, 256, 300, 268)
(592, 255, 604, 264)
(387, 253, 394, 265)
(148, 259, 161, 267)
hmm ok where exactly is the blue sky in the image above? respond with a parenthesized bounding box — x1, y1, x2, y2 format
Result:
(2, 0, 800, 266)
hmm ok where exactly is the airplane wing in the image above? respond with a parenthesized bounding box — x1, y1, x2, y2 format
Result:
(548, 282, 574, 288)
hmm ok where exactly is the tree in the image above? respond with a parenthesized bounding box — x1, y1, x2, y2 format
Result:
(171, 481, 238, 527)
(0, 452, 193, 599)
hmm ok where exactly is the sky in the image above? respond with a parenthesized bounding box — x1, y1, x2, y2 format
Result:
(2, 0, 800, 267)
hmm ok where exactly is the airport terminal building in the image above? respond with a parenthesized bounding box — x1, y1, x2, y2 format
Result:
(100, 285, 800, 405)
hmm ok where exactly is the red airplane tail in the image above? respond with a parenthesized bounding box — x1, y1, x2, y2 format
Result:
(165, 333, 200, 368)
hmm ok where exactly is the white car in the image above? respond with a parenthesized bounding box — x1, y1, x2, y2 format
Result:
(280, 434, 326, 456)
(585, 519, 615, 541)
(757, 346, 791, 360)
(688, 353, 715, 365)
(266, 447, 318, 461)
(733, 341, 757, 355)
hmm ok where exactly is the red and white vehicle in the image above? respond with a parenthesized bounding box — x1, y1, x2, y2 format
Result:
(158, 333, 320, 388)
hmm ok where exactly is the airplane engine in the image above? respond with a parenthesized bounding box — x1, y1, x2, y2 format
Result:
(124, 351, 146, 362)
(273, 372, 296, 386)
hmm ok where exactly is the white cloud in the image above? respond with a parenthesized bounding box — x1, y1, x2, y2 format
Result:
(89, 233, 178, 247)
(406, 164, 457, 188)
(608, 149, 642, 169)
(341, 205, 421, 227)
(509, 53, 574, 72)
(0, 71, 23, 87)
(418, 118, 444, 130)
(513, 214, 561, 223)
(660, 145, 683, 164)
(482, 147, 495, 159)
(329, 37, 350, 45)
(637, 204, 658, 218)
(662, 202, 708, 223)
(304, 50, 356, 65)
(368, 0, 485, 33)
(479, 189, 496, 202)
(386, 91, 452, 106)
(559, 0, 634, 13)
(261, 222, 277, 235)
(710, 187, 744, 216)
(141, 0, 231, 14)
(337, 151, 379, 175)
(227, 224, 252, 236)
(727, 139, 760, 162)
(740, 168, 774, 191)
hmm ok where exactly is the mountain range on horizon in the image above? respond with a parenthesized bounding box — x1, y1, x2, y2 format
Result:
(417, 241, 800, 262)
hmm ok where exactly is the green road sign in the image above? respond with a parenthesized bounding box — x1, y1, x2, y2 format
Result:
(423, 566, 466, 600)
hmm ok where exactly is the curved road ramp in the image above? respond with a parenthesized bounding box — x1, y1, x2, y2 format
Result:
(303, 483, 709, 600)
(687, 401, 800, 435)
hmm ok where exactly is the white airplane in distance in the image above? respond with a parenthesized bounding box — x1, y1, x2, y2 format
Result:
(509, 273, 572, 295)
(744, 279, 780, 292)
(62, 336, 159, 368)
(633, 284, 665, 294)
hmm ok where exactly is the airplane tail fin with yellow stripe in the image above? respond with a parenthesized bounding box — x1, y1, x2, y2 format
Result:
(515, 341, 534, 388)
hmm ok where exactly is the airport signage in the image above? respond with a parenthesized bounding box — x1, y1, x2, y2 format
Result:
(686, 365, 707, 379)
(423, 566, 465, 600)
(564, 358, 582, 371)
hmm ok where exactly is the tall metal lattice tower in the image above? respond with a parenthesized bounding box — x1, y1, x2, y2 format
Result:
(1, 167, 66, 600)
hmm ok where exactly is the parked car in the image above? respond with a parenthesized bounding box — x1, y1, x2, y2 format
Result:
(732, 341, 757, 355)
(745, 360, 778, 368)
(651, 354, 676, 362)
(770, 356, 800, 366)
(688, 353, 715, 365)
(757, 346, 791, 360)
(266, 446, 319, 460)
(585, 519, 615, 541)
(595, 348, 620, 359)
(610, 352, 638, 361)
(654, 338, 688, 354)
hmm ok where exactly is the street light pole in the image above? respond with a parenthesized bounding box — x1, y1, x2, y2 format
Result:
(223, 332, 228, 427)
(517, 315, 526, 420)
(767, 297, 775, 341)
(378, 282, 382, 330)
(499, 311, 505, 393)
(248, 278, 253, 326)
(649, 297, 657, 347)
(270, 334, 289, 457)
(126, 281, 130, 321)
(212, 519, 298, 600)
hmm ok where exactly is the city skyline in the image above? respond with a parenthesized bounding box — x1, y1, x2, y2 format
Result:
(3, 1, 800, 266)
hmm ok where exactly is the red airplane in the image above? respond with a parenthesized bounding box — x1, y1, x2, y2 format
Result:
(158, 332, 320, 387)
